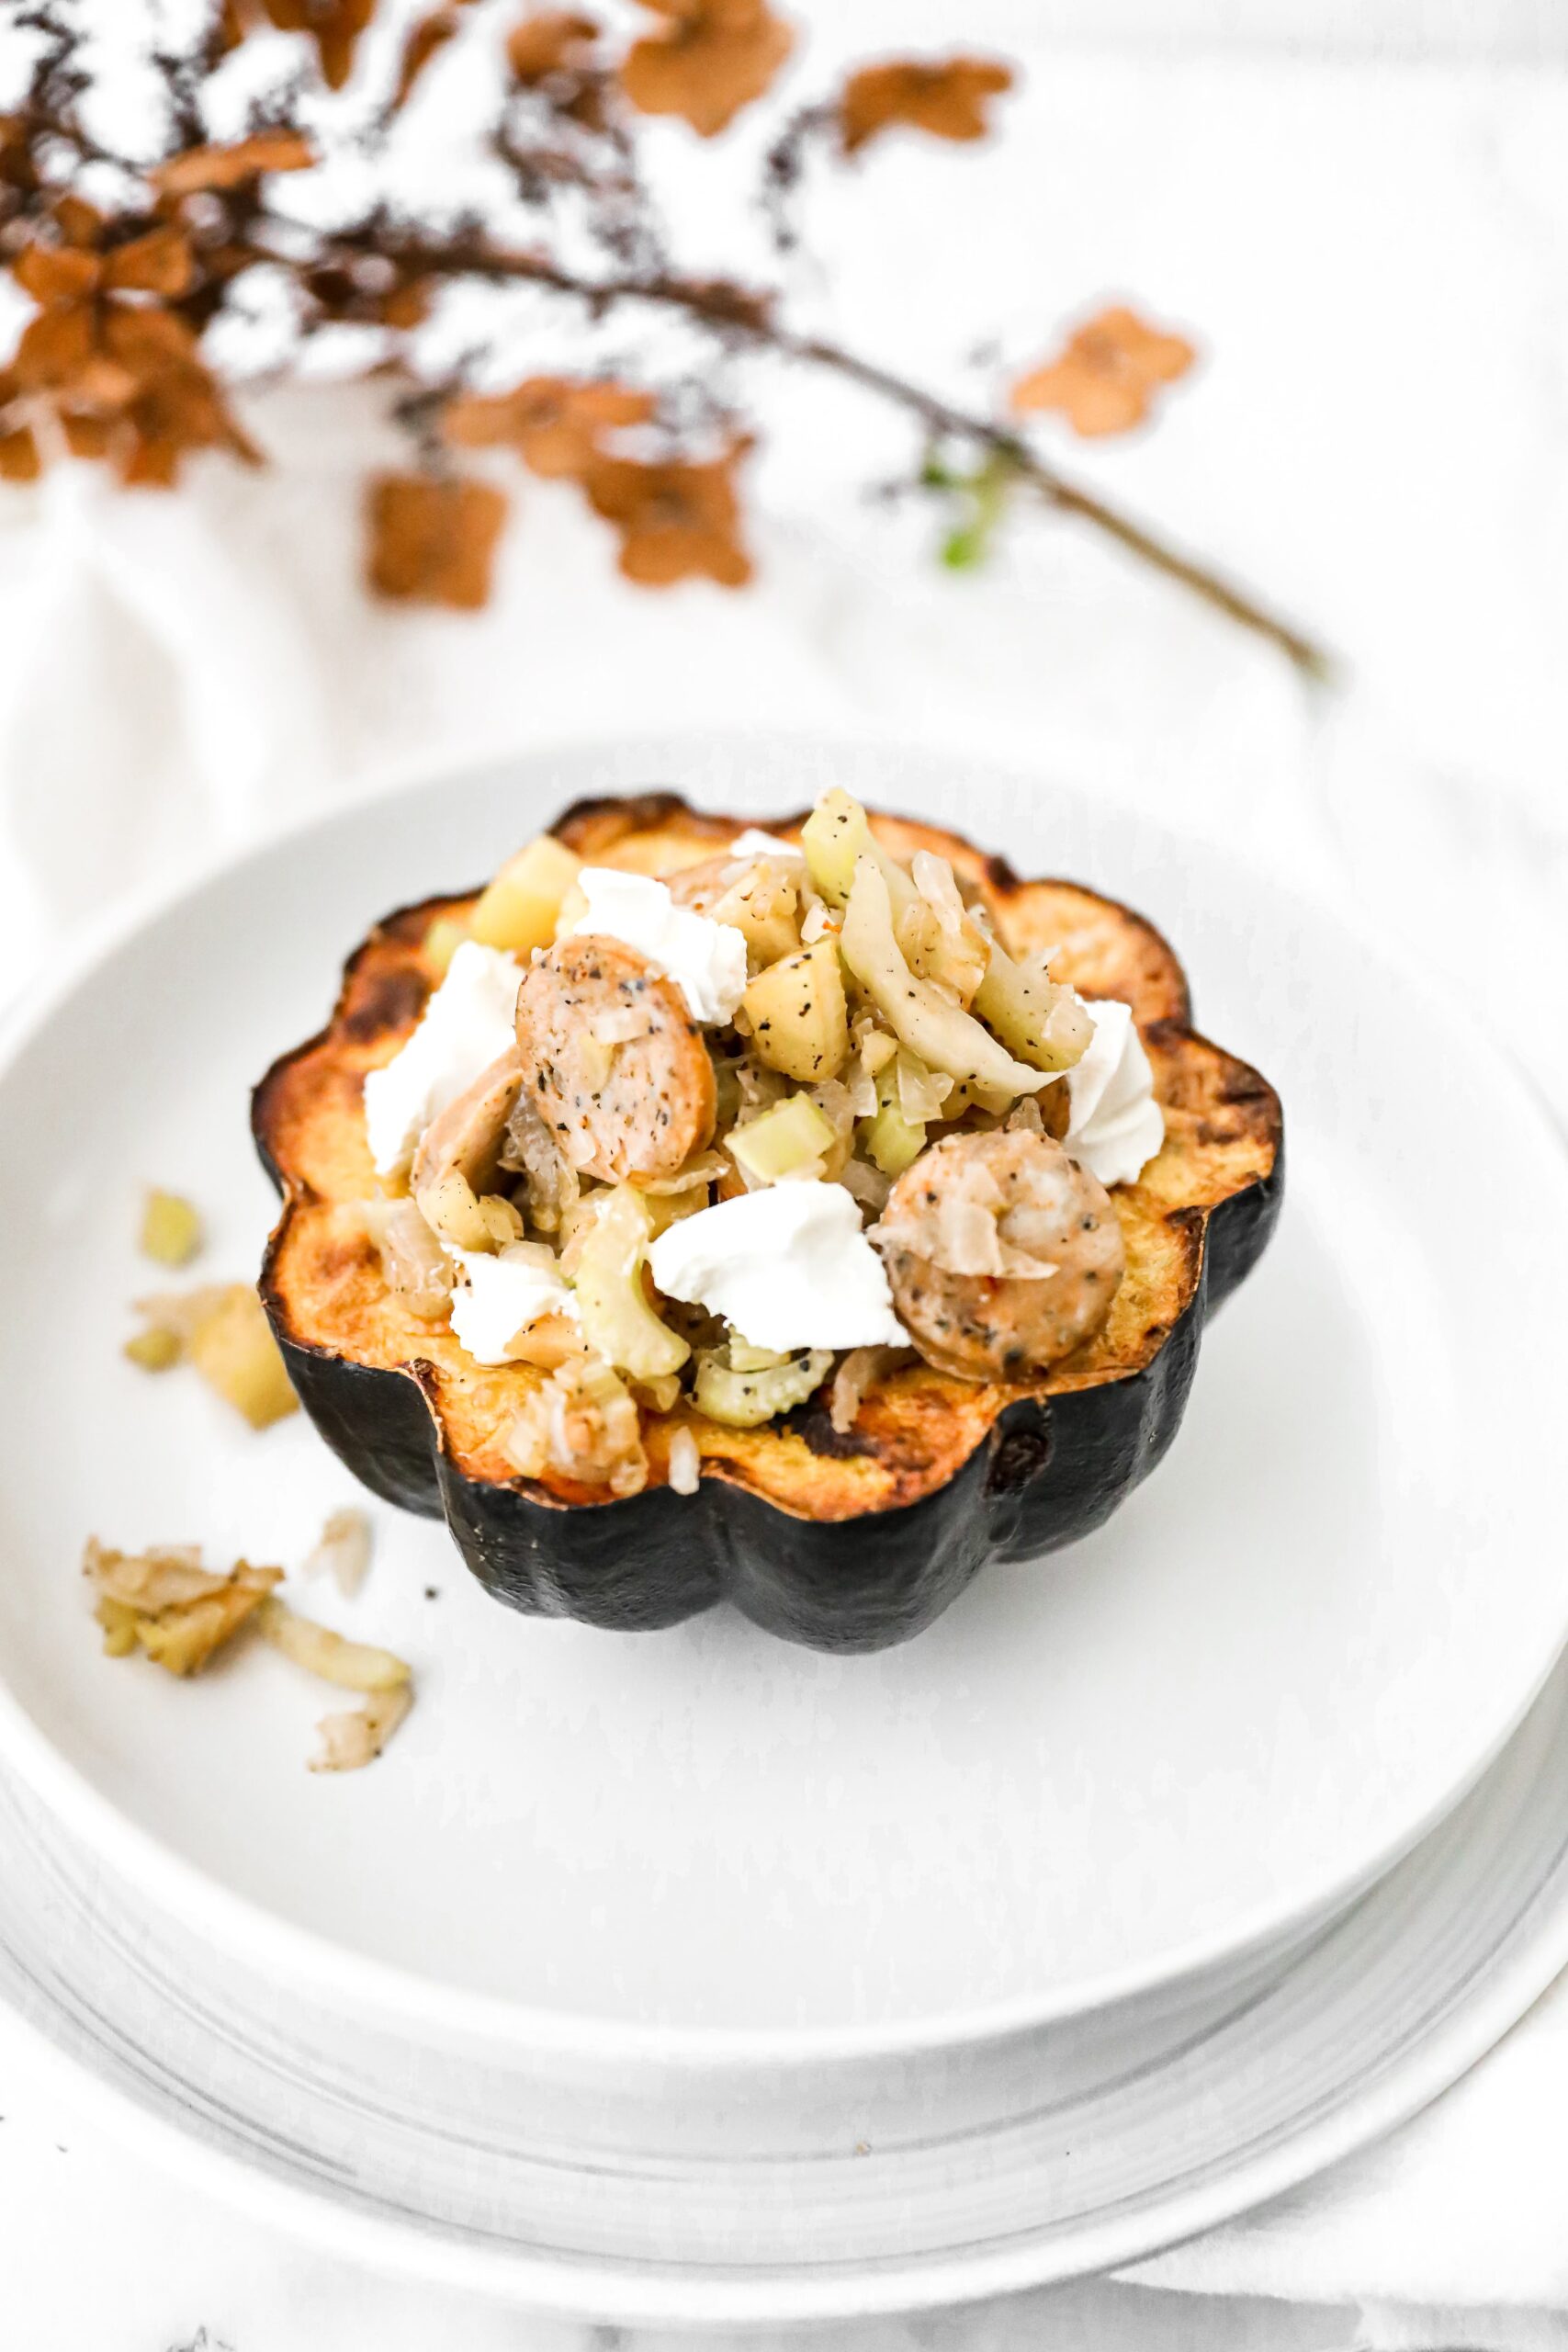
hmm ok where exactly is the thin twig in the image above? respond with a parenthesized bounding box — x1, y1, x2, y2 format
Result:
(325, 231, 1336, 682)
(7, 38, 1334, 682)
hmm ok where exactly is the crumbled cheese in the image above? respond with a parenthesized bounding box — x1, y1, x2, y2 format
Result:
(447, 1246, 578, 1365)
(362, 942, 521, 1178)
(649, 1184, 905, 1351)
(728, 828, 804, 862)
(1059, 997, 1166, 1187)
(568, 869, 748, 1023)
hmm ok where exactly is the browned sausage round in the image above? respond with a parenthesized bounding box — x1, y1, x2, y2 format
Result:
(410, 1048, 523, 1204)
(514, 937, 716, 1183)
(876, 1128, 1124, 1380)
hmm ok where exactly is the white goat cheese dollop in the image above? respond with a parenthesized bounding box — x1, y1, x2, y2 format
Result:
(362, 942, 521, 1179)
(568, 869, 748, 1023)
(1060, 997, 1165, 1188)
(649, 1184, 905, 1352)
(446, 1247, 578, 1365)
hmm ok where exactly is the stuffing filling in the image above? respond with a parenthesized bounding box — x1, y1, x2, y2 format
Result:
(359, 788, 1168, 1496)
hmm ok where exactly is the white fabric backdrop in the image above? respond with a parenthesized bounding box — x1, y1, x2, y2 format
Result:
(0, 29, 1564, 2351)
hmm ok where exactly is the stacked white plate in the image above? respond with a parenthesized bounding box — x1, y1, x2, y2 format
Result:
(0, 733, 1564, 2324)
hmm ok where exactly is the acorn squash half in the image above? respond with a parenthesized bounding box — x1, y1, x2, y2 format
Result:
(254, 794, 1282, 1653)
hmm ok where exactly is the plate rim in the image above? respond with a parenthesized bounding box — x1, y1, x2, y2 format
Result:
(0, 724, 1565, 2065)
(4, 1655, 1568, 2322)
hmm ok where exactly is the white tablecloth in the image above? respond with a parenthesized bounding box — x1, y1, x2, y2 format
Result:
(0, 29, 1564, 2350)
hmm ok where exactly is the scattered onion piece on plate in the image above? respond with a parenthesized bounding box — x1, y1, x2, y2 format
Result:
(84, 1541, 414, 1770)
(303, 1506, 374, 1597)
(255, 1596, 411, 1693)
(83, 1538, 282, 1676)
(311, 1685, 414, 1774)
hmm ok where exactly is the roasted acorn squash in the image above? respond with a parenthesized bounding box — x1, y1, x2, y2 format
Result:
(254, 795, 1282, 1652)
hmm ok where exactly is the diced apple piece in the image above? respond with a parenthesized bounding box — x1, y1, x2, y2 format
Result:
(186, 1286, 299, 1430)
(423, 914, 470, 975)
(711, 863, 800, 968)
(742, 935, 850, 1083)
(972, 942, 1092, 1075)
(859, 1065, 926, 1177)
(140, 1189, 203, 1267)
(802, 786, 918, 914)
(124, 1324, 182, 1372)
(469, 835, 581, 956)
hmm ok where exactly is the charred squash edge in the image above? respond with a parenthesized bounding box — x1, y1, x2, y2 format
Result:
(254, 793, 1283, 1653)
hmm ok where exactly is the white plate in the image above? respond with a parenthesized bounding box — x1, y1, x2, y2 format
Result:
(4, 1643, 1568, 2321)
(0, 731, 1562, 2047)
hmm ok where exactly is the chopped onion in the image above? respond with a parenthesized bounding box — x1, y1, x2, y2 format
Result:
(637, 1150, 727, 1195)
(895, 1049, 952, 1126)
(304, 1507, 373, 1598)
(502, 1357, 649, 1496)
(846, 1064, 879, 1118)
(840, 1155, 892, 1213)
(502, 1089, 582, 1228)
(310, 1685, 413, 1773)
(829, 1344, 913, 1435)
(911, 850, 967, 937)
(256, 1598, 411, 1692)
(667, 1426, 701, 1495)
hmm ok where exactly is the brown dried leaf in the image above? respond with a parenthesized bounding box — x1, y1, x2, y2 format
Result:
(51, 195, 104, 249)
(443, 374, 655, 479)
(621, 0, 793, 139)
(100, 303, 203, 381)
(379, 278, 433, 329)
(70, 352, 141, 410)
(102, 226, 194, 300)
(1010, 304, 1196, 439)
(9, 305, 95, 393)
(581, 435, 752, 587)
(391, 5, 466, 110)
(61, 412, 113, 459)
(507, 7, 601, 82)
(119, 430, 186, 489)
(13, 245, 99, 307)
(366, 473, 509, 608)
(840, 55, 1013, 155)
(258, 0, 376, 89)
(153, 130, 316, 197)
(0, 424, 39, 481)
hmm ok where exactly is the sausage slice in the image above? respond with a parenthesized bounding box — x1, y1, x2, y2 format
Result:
(410, 1048, 524, 1205)
(875, 1128, 1124, 1379)
(514, 937, 716, 1183)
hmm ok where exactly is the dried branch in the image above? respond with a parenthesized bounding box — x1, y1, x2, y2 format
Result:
(324, 227, 1333, 678)
(0, 3, 1334, 674)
